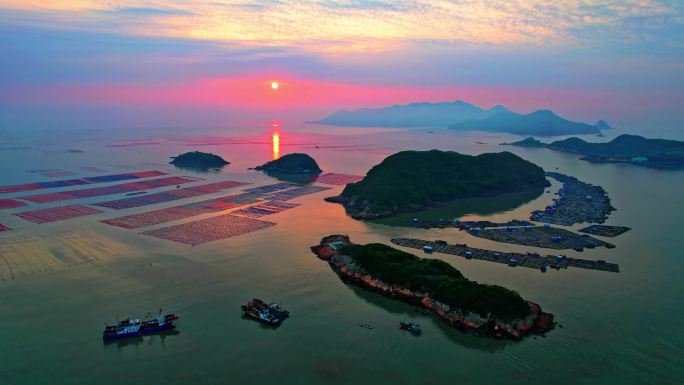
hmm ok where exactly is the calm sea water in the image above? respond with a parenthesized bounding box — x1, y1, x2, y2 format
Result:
(0, 124, 682, 385)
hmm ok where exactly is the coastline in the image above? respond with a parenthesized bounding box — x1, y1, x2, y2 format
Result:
(311, 235, 554, 340)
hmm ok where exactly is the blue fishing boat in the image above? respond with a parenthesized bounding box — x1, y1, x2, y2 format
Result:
(102, 309, 179, 341)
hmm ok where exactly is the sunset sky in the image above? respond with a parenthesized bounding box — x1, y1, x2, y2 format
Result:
(1, 1, 683, 131)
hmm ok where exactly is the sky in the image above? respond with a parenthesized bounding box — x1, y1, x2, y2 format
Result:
(1, 0, 683, 132)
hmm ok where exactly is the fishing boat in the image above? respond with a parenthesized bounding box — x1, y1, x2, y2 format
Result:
(102, 309, 179, 341)
(241, 298, 290, 326)
(399, 321, 422, 336)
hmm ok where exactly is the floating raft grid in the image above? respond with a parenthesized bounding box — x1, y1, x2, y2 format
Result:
(0, 199, 27, 209)
(14, 204, 104, 224)
(391, 238, 619, 273)
(467, 226, 614, 250)
(313, 173, 364, 186)
(0, 223, 10, 232)
(140, 214, 275, 245)
(243, 182, 297, 195)
(100, 193, 262, 229)
(232, 201, 300, 218)
(94, 180, 248, 210)
(578, 225, 631, 237)
(17, 176, 201, 204)
(0, 170, 167, 195)
(530, 172, 614, 226)
(263, 185, 332, 201)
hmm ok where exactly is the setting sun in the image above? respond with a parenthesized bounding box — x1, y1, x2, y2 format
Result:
(271, 81, 279, 90)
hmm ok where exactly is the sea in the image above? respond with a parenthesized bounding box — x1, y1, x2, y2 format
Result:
(0, 123, 682, 385)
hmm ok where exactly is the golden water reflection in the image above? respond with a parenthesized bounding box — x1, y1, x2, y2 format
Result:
(272, 131, 280, 160)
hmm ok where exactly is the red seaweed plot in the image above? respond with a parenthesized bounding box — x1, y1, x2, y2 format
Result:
(232, 201, 300, 218)
(17, 176, 201, 203)
(94, 180, 249, 210)
(313, 173, 364, 186)
(0, 199, 27, 209)
(0, 223, 9, 232)
(100, 193, 261, 229)
(140, 214, 275, 245)
(243, 182, 297, 195)
(0, 170, 168, 195)
(14, 204, 104, 224)
(264, 185, 331, 201)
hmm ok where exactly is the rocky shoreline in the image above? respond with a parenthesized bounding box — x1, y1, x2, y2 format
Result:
(311, 235, 554, 340)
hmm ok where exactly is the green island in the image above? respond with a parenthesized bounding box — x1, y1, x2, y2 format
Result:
(326, 150, 549, 219)
(311, 235, 554, 339)
(170, 151, 229, 170)
(505, 134, 684, 169)
(254, 153, 322, 174)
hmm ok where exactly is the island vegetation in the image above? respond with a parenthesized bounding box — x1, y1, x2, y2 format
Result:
(311, 235, 554, 340)
(326, 150, 549, 219)
(170, 151, 229, 170)
(505, 134, 684, 169)
(254, 153, 322, 174)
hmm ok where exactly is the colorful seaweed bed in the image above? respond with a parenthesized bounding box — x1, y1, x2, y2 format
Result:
(0, 170, 167, 194)
(232, 201, 300, 218)
(14, 204, 104, 224)
(264, 185, 331, 201)
(94, 180, 248, 209)
(0, 199, 27, 210)
(17, 176, 201, 204)
(140, 214, 275, 245)
(312, 173, 364, 186)
(101, 192, 262, 229)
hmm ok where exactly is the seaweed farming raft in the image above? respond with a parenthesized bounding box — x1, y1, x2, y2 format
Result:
(578, 225, 631, 237)
(391, 238, 619, 273)
(531, 172, 615, 226)
(466, 225, 614, 251)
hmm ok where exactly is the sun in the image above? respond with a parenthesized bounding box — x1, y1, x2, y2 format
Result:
(271, 81, 279, 90)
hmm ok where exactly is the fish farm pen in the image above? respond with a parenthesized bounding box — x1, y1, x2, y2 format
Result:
(578, 225, 632, 237)
(530, 172, 615, 226)
(466, 225, 614, 251)
(391, 238, 619, 273)
(408, 218, 533, 230)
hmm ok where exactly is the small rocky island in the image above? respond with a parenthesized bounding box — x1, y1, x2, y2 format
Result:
(311, 235, 554, 340)
(504, 134, 684, 169)
(170, 151, 229, 170)
(255, 153, 322, 174)
(326, 150, 550, 219)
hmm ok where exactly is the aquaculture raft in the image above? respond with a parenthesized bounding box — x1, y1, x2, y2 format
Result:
(466, 225, 614, 251)
(530, 172, 615, 226)
(578, 225, 631, 237)
(140, 214, 275, 245)
(391, 238, 619, 273)
(0, 199, 27, 210)
(0, 170, 167, 195)
(0, 223, 10, 232)
(14, 204, 104, 224)
(17, 176, 201, 204)
(312, 173, 364, 186)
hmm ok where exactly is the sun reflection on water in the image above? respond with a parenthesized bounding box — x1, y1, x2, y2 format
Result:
(271, 122, 280, 160)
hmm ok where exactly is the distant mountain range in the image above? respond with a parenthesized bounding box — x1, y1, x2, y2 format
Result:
(308, 100, 612, 136)
(308, 101, 510, 128)
(504, 134, 684, 169)
(449, 109, 608, 136)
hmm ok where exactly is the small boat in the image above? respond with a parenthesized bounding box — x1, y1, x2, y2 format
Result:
(103, 309, 178, 341)
(399, 321, 422, 336)
(241, 298, 289, 326)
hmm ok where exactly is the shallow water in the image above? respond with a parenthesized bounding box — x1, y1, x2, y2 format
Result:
(0, 124, 682, 385)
